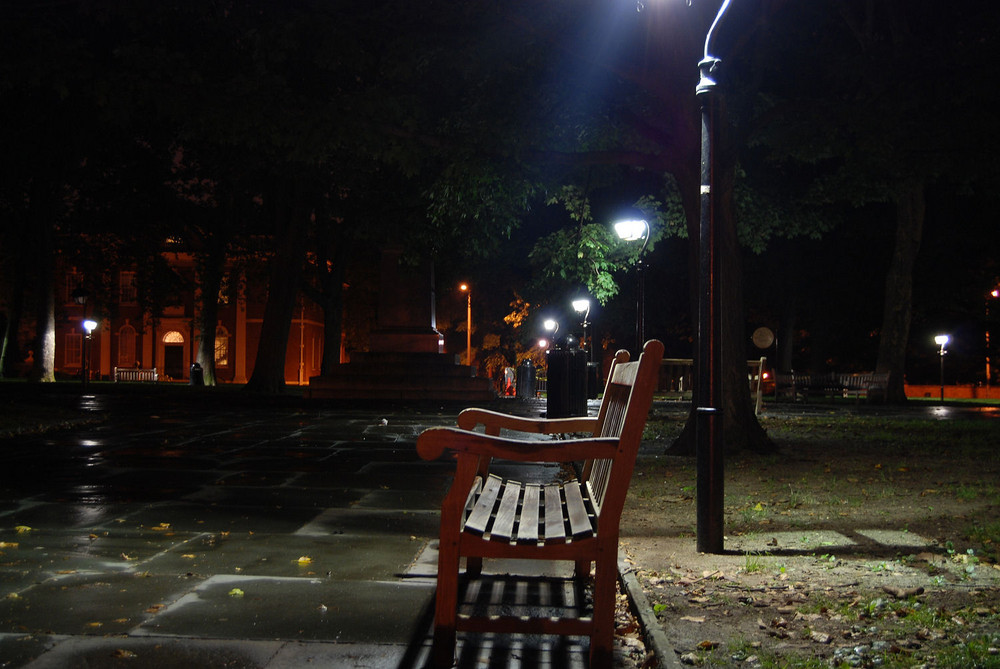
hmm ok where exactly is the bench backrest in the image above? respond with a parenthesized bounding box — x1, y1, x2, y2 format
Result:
(582, 339, 664, 524)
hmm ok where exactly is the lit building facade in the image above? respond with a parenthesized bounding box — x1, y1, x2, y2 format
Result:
(57, 252, 324, 385)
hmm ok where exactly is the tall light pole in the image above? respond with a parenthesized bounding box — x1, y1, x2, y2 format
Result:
(572, 298, 592, 362)
(459, 283, 472, 368)
(614, 217, 650, 354)
(72, 286, 91, 390)
(987, 288, 998, 389)
(935, 334, 950, 403)
(694, 0, 733, 555)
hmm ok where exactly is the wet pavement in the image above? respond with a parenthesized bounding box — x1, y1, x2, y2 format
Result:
(0, 388, 611, 668)
(1, 386, 996, 668)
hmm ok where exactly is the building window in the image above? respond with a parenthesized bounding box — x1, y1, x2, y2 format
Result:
(120, 271, 138, 305)
(218, 274, 231, 305)
(163, 331, 184, 344)
(215, 326, 229, 367)
(118, 325, 137, 367)
(65, 333, 82, 367)
(65, 273, 83, 304)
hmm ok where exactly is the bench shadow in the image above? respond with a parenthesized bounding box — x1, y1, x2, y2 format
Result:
(398, 574, 593, 669)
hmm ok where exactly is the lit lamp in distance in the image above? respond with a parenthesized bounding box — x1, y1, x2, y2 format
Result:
(934, 334, 950, 403)
(459, 283, 472, 367)
(571, 298, 591, 361)
(83, 319, 98, 389)
(614, 217, 650, 354)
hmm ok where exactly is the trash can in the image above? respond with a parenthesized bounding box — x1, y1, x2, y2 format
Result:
(586, 362, 602, 399)
(189, 362, 204, 386)
(545, 339, 587, 418)
(516, 360, 536, 399)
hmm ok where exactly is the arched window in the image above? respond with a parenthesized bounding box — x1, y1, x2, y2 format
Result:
(215, 325, 230, 367)
(118, 324, 137, 366)
(163, 331, 184, 344)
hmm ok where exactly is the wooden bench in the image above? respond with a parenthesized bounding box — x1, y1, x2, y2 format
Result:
(113, 367, 159, 383)
(775, 371, 888, 402)
(416, 339, 664, 669)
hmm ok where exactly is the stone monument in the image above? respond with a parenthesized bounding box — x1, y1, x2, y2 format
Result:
(307, 247, 495, 401)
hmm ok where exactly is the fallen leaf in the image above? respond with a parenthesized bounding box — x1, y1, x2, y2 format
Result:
(680, 616, 705, 623)
(181, 554, 198, 559)
(14, 526, 32, 534)
(145, 604, 165, 613)
(86, 622, 103, 628)
(810, 631, 832, 644)
(150, 523, 171, 531)
(296, 556, 313, 565)
(882, 585, 924, 599)
(0, 542, 19, 549)
(228, 588, 244, 598)
(111, 649, 137, 659)
(698, 640, 719, 649)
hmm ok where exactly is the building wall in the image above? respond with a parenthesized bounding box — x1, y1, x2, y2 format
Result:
(56, 254, 324, 385)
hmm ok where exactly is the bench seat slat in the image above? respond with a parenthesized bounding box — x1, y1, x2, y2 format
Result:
(464, 475, 502, 536)
(517, 484, 540, 544)
(489, 480, 523, 542)
(542, 484, 566, 543)
(563, 481, 593, 539)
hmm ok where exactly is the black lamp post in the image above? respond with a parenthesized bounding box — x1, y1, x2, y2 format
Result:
(935, 334, 950, 403)
(614, 217, 650, 355)
(72, 286, 91, 389)
(572, 298, 592, 363)
(694, 0, 733, 555)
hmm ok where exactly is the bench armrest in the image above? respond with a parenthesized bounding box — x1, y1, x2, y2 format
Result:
(417, 426, 619, 463)
(457, 408, 598, 436)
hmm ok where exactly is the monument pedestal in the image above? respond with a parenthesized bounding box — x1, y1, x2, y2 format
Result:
(307, 248, 494, 402)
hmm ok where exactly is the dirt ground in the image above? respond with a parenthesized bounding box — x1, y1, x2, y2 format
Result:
(617, 409, 1000, 668)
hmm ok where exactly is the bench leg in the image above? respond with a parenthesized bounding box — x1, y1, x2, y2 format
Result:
(589, 556, 616, 669)
(429, 529, 461, 668)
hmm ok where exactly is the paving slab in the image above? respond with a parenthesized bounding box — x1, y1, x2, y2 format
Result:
(141, 532, 430, 580)
(0, 571, 201, 636)
(134, 575, 435, 644)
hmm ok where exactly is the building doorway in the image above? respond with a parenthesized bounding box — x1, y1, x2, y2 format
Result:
(163, 331, 185, 380)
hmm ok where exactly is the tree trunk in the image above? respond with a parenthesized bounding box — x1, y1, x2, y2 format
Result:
(875, 182, 925, 403)
(245, 181, 310, 394)
(0, 222, 29, 378)
(194, 250, 225, 387)
(28, 217, 56, 383)
(193, 225, 234, 387)
(669, 97, 774, 456)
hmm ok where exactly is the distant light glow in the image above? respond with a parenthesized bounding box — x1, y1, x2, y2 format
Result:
(543, 319, 558, 332)
(83, 319, 98, 334)
(572, 298, 591, 314)
(934, 334, 950, 347)
(615, 219, 649, 242)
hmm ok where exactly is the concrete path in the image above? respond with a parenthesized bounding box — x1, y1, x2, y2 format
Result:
(0, 390, 611, 668)
(3, 387, 992, 668)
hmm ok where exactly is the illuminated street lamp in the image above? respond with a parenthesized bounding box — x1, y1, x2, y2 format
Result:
(572, 297, 592, 362)
(986, 287, 999, 389)
(614, 217, 650, 355)
(543, 318, 559, 340)
(692, 0, 735, 555)
(935, 334, 950, 403)
(72, 286, 92, 389)
(459, 283, 472, 367)
(83, 319, 98, 389)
